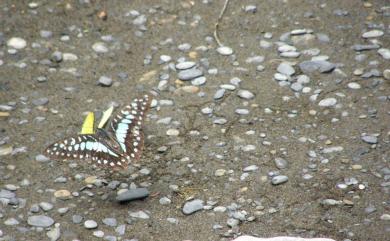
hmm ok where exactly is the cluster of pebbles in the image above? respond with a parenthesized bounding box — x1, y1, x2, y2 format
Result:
(0, 1, 389, 241)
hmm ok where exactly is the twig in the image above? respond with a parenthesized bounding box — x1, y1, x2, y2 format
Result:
(213, 0, 230, 47)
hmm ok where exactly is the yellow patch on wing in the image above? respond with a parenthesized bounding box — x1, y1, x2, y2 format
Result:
(80, 112, 95, 134)
(98, 106, 114, 129)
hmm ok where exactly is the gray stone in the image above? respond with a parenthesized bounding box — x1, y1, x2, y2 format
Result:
(115, 224, 126, 235)
(178, 69, 203, 81)
(274, 158, 288, 169)
(36, 154, 50, 162)
(352, 44, 380, 51)
(361, 135, 378, 144)
(227, 218, 239, 227)
(7, 37, 27, 49)
(362, 30, 384, 38)
(318, 98, 337, 107)
(235, 108, 249, 115)
(271, 175, 289, 185)
(159, 197, 171, 205)
(182, 199, 204, 215)
(384, 69, 390, 80)
(84, 220, 98, 229)
(280, 51, 301, 58)
(217, 46, 233, 55)
(4, 218, 19, 226)
(243, 165, 258, 172)
(214, 89, 225, 100)
(246, 56, 264, 64)
(277, 63, 295, 76)
(102, 218, 117, 227)
(27, 215, 55, 227)
(92, 42, 108, 53)
(244, 5, 257, 13)
(378, 48, 390, 60)
(47, 227, 60, 241)
(274, 73, 288, 81)
(297, 75, 310, 84)
(176, 61, 196, 70)
(237, 90, 255, 99)
(291, 82, 303, 92)
(98, 76, 113, 87)
(116, 188, 149, 202)
(321, 199, 341, 206)
(299, 60, 335, 73)
(39, 202, 54, 211)
(191, 76, 207, 86)
(72, 215, 83, 224)
(0, 189, 15, 199)
(51, 51, 63, 62)
(213, 118, 227, 125)
(129, 210, 150, 219)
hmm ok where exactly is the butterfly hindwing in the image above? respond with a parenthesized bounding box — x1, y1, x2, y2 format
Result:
(110, 94, 152, 160)
(45, 134, 129, 168)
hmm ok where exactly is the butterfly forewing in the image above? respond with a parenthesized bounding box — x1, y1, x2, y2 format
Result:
(45, 134, 129, 168)
(110, 94, 152, 160)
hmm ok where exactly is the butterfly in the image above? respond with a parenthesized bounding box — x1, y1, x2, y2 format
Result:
(44, 94, 153, 169)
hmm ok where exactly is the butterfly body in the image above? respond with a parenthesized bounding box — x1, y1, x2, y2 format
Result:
(45, 94, 152, 169)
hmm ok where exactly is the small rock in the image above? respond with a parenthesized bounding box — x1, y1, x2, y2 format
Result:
(191, 76, 207, 86)
(271, 175, 289, 185)
(362, 30, 384, 38)
(92, 42, 108, 53)
(274, 158, 288, 169)
(166, 129, 180, 136)
(4, 218, 19, 226)
(27, 215, 54, 227)
(93, 230, 104, 238)
(102, 218, 117, 227)
(98, 76, 113, 87)
(84, 220, 98, 229)
(383, 69, 390, 80)
(217, 46, 233, 56)
(291, 82, 303, 92)
(116, 188, 149, 202)
(215, 169, 226, 177)
(176, 61, 196, 70)
(159, 197, 171, 205)
(47, 227, 60, 241)
(299, 60, 335, 73)
(178, 69, 203, 81)
(129, 210, 150, 219)
(182, 199, 204, 215)
(347, 82, 361, 89)
(214, 89, 225, 100)
(361, 135, 378, 144)
(243, 165, 258, 172)
(227, 218, 239, 227)
(318, 98, 337, 107)
(72, 215, 83, 224)
(378, 48, 390, 60)
(277, 63, 295, 76)
(380, 214, 390, 221)
(7, 37, 27, 49)
(39, 202, 54, 211)
(237, 90, 255, 99)
(54, 189, 71, 199)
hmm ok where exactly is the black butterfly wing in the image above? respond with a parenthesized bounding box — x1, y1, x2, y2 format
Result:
(44, 134, 130, 168)
(110, 94, 152, 161)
